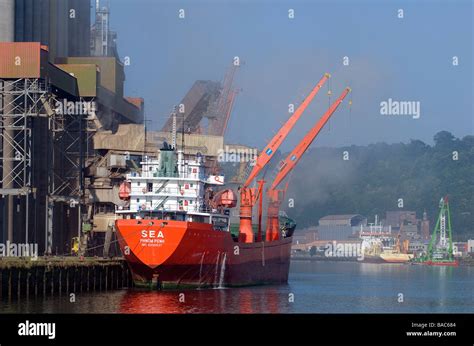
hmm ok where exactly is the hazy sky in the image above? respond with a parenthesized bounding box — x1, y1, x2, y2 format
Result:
(107, 0, 473, 150)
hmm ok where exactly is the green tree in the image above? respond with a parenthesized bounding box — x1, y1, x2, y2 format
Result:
(283, 131, 474, 241)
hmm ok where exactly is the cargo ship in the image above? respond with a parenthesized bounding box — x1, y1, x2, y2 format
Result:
(115, 145, 294, 288)
(360, 215, 391, 263)
(362, 247, 414, 263)
(380, 231, 414, 263)
(359, 215, 414, 263)
(114, 74, 351, 288)
(379, 251, 414, 263)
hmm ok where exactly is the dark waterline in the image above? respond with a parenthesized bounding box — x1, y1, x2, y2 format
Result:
(1, 261, 473, 313)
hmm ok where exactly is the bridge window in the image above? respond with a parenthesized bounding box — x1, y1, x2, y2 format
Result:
(212, 217, 229, 231)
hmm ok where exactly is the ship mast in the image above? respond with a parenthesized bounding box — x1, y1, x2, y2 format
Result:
(171, 107, 177, 149)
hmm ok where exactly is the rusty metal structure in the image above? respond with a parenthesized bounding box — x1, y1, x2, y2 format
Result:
(206, 63, 239, 136)
(161, 63, 239, 137)
(161, 80, 220, 134)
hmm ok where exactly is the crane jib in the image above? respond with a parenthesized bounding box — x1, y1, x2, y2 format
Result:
(243, 73, 330, 187)
(269, 86, 351, 191)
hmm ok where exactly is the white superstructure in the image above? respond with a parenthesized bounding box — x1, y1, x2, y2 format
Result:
(116, 149, 224, 215)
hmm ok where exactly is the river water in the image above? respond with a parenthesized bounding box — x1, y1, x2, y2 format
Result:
(1, 261, 472, 313)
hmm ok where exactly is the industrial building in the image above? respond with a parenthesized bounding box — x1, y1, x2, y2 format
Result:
(0, 0, 251, 257)
(0, 0, 144, 255)
(385, 210, 417, 228)
(13, 0, 91, 60)
(161, 64, 238, 137)
(384, 210, 430, 241)
(468, 240, 474, 254)
(316, 214, 367, 241)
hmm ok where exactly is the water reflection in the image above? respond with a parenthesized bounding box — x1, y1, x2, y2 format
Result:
(2, 262, 472, 313)
(119, 287, 286, 314)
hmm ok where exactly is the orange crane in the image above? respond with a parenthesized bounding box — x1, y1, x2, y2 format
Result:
(238, 73, 330, 243)
(265, 87, 351, 241)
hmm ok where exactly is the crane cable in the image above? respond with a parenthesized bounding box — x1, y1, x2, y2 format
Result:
(348, 84, 352, 146)
(327, 77, 332, 132)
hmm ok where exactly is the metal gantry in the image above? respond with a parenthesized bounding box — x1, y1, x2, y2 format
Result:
(0, 78, 49, 244)
(0, 78, 48, 194)
(44, 95, 93, 254)
(48, 96, 90, 198)
(0, 78, 91, 254)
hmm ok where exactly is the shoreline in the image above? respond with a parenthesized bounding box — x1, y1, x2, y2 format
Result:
(290, 256, 474, 266)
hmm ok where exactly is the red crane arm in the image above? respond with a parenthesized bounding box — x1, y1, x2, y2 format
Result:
(269, 87, 351, 191)
(243, 73, 330, 187)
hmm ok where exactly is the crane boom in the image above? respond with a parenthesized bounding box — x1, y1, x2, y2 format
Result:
(264, 86, 351, 241)
(208, 63, 238, 136)
(243, 73, 330, 187)
(222, 89, 238, 137)
(269, 87, 351, 191)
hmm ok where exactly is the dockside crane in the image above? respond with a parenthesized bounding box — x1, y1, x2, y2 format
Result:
(208, 63, 239, 136)
(265, 87, 351, 241)
(238, 73, 330, 243)
(424, 196, 456, 264)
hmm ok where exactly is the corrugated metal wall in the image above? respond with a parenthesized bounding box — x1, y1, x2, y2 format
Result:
(14, 0, 90, 61)
(317, 225, 357, 241)
(0, 42, 41, 78)
(67, 0, 91, 56)
(0, 0, 15, 41)
(15, 0, 50, 49)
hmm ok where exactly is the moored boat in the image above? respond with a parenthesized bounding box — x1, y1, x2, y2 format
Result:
(114, 75, 351, 289)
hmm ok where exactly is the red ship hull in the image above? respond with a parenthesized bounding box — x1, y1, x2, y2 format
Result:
(115, 219, 292, 289)
(422, 260, 459, 267)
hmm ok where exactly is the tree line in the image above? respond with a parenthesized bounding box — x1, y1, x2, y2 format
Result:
(283, 131, 473, 241)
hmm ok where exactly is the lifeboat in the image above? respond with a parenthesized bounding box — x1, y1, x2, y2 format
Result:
(119, 181, 131, 200)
